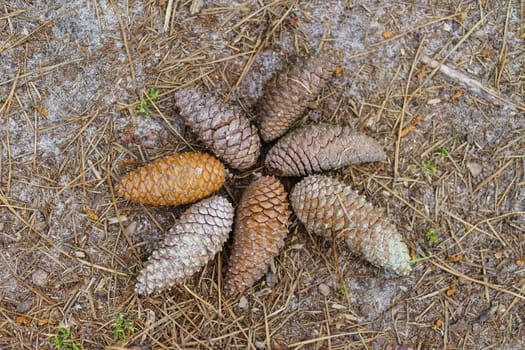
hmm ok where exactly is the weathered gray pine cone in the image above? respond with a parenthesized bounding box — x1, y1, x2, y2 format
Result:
(135, 195, 234, 295)
(225, 176, 291, 293)
(257, 49, 341, 142)
(174, 87, 260, 170)
(290, 175, 411, 276)
(265, 124, 387, 176)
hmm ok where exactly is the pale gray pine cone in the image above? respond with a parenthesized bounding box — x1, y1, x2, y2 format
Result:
(265, 123, 387, 176)
(174, 87, 260, 171)
(290, 175, 411, 276)
(225, 176, 291, 293)
(135, 195, 234, 295)
(257, 48, 341, 142)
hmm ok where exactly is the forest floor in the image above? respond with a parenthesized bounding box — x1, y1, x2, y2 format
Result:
(0, 1, 524, 349)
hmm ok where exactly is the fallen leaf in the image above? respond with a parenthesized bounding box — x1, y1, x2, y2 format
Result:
(446, 281, 457, 296)
(480, 49, 493, 57)
(37, 318, 56, 326)
(448, 255, 463, 263)
(16, 316, 31, 325)
(451, 90, 463, 101)
(83, 205, 99, 221)
(433, 319, 443, 330)
(417, 65, 427, 80)
(382, 31, 394, 39)
(335, 66, 345, 75)
(34, 105, 49, 118)
(400, 125, 416, 138)
(412, 115, 425, 124)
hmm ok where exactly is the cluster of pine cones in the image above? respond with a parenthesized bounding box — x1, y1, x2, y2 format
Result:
(116, 48, 412, 296)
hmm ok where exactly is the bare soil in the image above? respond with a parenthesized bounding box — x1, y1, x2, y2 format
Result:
(0, 1, 524, 349)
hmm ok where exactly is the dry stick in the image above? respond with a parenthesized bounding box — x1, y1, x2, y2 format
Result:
(0, 59, 84, 88)
(420, 55, 525, 112)
(496, 1, 512, 89)
(229, 0, 297, 96)
(0, 69, 19, 116)
(0, 189, 126, 276)
(394, 39, 425, 181)
(429, 257, 525, 301)
(106, 158, 141, 261)
(110, 1, 137, 93)
(163, 0, 175, 32)
(0, 252, 54, 304)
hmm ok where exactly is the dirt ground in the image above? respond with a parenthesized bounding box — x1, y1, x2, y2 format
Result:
(1, 0, 524, 349)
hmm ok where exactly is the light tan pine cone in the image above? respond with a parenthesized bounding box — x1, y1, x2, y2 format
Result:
(135, 195, 234, 295)
(174, 87, 260, 171)
(257, 48, 341, 142)
(290, 175, 411, 276)
(265, 123, 387, 176)
(116, 152, 225, 206)
(225, 176, 291, 293)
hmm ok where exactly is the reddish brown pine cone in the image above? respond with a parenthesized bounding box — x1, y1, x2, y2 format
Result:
(265, 123, 387, 176)
(290, 175, 411, 276)
(174, 87, 260, 171)
(116, 152, 225, 206)
(225, 176, 291, 293)
(257, 48, 341, 142)
(135, 195, 234, 295)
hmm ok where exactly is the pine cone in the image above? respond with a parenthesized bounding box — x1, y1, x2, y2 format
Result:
(174, 87, 260, 170)
(117, 152, 225, 206)
(135, 195, 234, 295)
(265, 124, 387, 176)
(290, 175, 411, 276)
(225, 176, 291, 293)
(257, 49, 341, 142)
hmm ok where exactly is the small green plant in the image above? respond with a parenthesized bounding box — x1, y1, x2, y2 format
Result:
(49, 326, 81, 350)
(338, 288, 347, 297)
(135, 87, 159, 116)
(423, 162, 438, 177)
(0, 97, 5, 104)
(423, 228, 440, 244)
(438, 147, 449, 158)
(113, 314, 136, 342)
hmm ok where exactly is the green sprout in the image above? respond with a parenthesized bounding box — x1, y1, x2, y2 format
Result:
(135, 87, 159, 116)
(338, 288, 347, 297)
(423, 228, 440, 244)
(0, 97, 5, 104)
(423, 162, 438, 177)
(113, 314, 136, 342)
(49, 327, 81, 350)
(438, 147, 449, 158)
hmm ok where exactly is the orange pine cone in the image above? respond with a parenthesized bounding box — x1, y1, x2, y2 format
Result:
(116, 152, 225, 206)
(225, 176, 291, 293)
